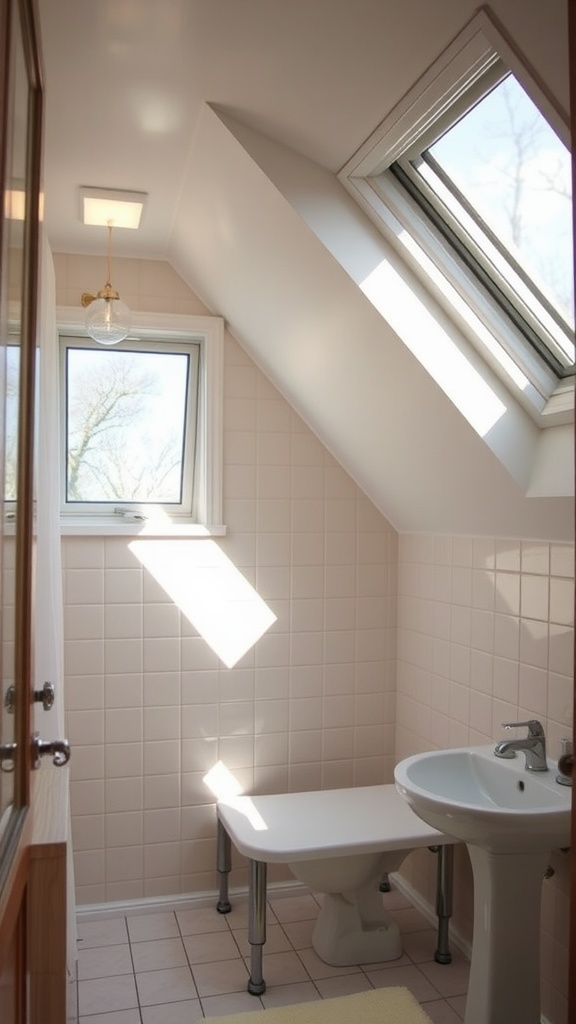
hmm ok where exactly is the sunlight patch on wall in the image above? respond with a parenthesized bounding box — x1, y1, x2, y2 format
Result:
(361, 257, 508, 438)
(203, 760, 243, 800)
(129, 539, 277, 668)
(203, 761, 268, 829)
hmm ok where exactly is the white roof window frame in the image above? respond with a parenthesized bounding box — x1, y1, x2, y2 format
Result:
(56, 309, 225, 537)
(338, 7, 573, 427)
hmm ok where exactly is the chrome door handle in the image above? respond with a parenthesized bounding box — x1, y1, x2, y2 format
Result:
(0, 742, 17, 772)
(4, 681, 55, 713)
(32, 732, 71, 769)
(34, 681, 55, 710)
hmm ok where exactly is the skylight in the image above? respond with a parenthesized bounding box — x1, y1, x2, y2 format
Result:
(390, 71, 574, 378)
(338, 10, 574, 423)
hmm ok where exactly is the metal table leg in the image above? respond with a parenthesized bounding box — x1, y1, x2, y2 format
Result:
(247, 859, 267, 995)
(433, 844, 453, 964)
(216, 817, 232, 914)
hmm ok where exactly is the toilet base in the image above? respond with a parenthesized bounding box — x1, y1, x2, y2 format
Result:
(311, 888, 402, 966)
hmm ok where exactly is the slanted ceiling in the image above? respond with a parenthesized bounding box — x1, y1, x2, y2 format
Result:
(40, 0, 574, 540)
(168, 105, 573, 539)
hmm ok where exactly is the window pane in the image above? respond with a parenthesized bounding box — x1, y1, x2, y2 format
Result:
(422, 75, 574, 350)
(66, 347, 190, 504)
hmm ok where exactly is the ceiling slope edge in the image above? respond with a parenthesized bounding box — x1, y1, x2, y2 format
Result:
(168, 103, 573, 541)
(214, 107, 575, 501)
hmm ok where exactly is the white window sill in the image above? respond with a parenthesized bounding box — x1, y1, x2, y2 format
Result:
(59, 517, 227, 538)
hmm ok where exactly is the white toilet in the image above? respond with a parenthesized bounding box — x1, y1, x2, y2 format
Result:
(288, 847, 412, 966)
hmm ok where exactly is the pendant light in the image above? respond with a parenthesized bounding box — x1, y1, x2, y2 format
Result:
(81, 221, 131, 345)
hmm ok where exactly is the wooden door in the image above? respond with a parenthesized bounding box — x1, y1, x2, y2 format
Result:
(0, 0, 43, 1020)
(570, 2, 576, 1022)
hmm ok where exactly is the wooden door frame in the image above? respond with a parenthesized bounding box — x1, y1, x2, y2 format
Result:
(0, 0, 43, 1018)
(569, 1, 576, 1019)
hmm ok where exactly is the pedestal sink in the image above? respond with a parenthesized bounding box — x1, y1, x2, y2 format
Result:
(394, 744, 571, 1024)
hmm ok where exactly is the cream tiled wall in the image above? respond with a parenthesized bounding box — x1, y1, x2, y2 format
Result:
(56, 255, 573, 1023)
(395, 533, 574, 1024)
(56, 255, 398, 905)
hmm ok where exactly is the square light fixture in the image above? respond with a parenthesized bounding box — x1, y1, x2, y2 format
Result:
(80, 186, 146, 229)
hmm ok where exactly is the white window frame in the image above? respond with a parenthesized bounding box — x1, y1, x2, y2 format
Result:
(56, 309, 225, 536)
(338, 8, 573, 426)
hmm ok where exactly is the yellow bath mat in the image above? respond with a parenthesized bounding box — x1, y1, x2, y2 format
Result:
(207, 987, 433, 1023)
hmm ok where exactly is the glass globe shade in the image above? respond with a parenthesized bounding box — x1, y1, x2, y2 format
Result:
(85, 296, 131, 345)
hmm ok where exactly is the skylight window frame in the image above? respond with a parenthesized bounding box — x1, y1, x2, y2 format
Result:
(56, 310, 225, 536)
(338, 9, 573, 426)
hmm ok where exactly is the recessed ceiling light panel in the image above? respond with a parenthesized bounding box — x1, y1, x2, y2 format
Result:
(80, 187, 146, 229)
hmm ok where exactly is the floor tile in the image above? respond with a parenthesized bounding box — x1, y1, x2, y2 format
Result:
(77, 917, 129, 949)
(79, 974, 138, 1017)
(76, 887, 470, 1020)
(78, 943, 133, 980)
(192, 957, 250, 997)
(296, 946, 360, 980)
(448, 993, 467, 1017)
(279, 919, 315, 950)
(422, 998, 464, 1023)
(402, 928, 440, 963)
(314, 973, 374, 999)
(267, 894, 320, 923)
(183, 929, 242, 965)
(366, 963, 441, 1002)
(127, 911, 179, 942)
(261, 981, 320, 1009)
(140, 998, 205, 1023)
(176, 906, 229, 936)
(209, 898, 250, 930)
(136, 965, 198, 1006)
(358, 950, 412, 970)
(248, 950, 310, 987)
(418, 956, 470, 998)
(79, 1010, 141, 1024)
(201, 990, 263, 1017)
(131, 936, 188, 973)
(231, 922, 292, 958)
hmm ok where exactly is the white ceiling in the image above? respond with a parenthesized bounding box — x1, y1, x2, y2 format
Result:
(38, 0, 574, 539)
(42, 0, 425, 255)
(39, 0, 568, 259)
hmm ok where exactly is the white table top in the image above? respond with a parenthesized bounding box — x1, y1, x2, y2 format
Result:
(217, 784, 455, 862)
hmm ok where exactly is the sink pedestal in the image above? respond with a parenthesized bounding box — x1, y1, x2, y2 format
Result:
(465, 845, 550, 1024)
(394, 745, 571, 1024)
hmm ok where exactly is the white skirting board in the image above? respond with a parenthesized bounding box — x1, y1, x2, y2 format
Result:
(75, 878, 307, 921)
(76, 871, 468, 955)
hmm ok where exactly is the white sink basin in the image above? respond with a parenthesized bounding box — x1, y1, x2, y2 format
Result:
(394, 743, 571, 852)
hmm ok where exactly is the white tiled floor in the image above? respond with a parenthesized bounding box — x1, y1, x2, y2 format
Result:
(76, 888, 469, 1023)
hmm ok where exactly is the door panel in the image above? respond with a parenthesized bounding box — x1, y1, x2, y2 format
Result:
(565, 4, 569, 1019)
(0, 844, 28, 1024)
(0, 0, 43, 1019)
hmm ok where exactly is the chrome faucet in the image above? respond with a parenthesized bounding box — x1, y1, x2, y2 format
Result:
(494, 720, 548, 772)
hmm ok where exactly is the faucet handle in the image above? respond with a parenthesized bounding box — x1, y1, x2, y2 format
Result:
(501, 720, 545, 737)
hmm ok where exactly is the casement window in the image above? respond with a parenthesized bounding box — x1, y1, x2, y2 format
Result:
(339, 10, 573, 422)
(57, 312, 224, 534)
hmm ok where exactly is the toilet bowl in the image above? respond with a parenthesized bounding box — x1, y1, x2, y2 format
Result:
(288, 847, 412, 966)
